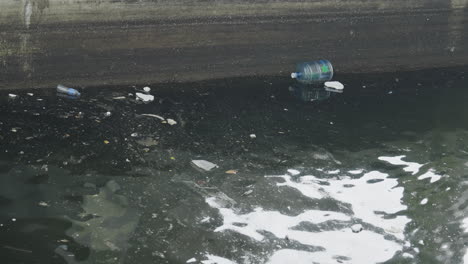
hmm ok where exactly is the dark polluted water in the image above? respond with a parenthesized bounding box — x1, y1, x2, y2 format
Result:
(0, 67, 468, 264)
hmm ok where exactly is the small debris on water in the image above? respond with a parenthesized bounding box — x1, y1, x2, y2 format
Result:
(143, 86, 151, 93)
(200, 217, 211, 223)
(243, 190, 253, 196)
(141, 114, 165, 120)
(38, 201, 49, 207)
(27, 93, 34, 96)
(167, 119, 177, 126)
(8, 94, 18, 99)
(351, 224, 363, 233)
(104, 111, 111, 117)
(103, 140, 110, 144)
(191, 160, 218, 172)
(11, 218, 16, 222)
(324, 81, 344, 91)
(113, 96, 126, 100)
(10, 128, 18, 133)
(225, 170, 238, 174)
(420, 198, 428, 205)
(186, 258, 196, 263)
(136, 92, 154, 102)
(249, 134, 256, 139)
(131, 132, 138, 137)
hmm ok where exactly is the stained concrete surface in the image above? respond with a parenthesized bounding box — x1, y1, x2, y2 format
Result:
(0, 0, 467, 89)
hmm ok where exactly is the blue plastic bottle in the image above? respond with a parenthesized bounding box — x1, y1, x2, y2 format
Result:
(291, 60, 334, 84)
(57, 84, 80, 97)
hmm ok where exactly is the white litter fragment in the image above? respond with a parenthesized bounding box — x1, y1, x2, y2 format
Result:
(420, 198, 428, 205)
(351, 224, 363, 233)
(112, 96, 126, 100)
(418, 240, 424, 245)
(11, 128, 18, 133)
(186, 258, 196, 263)
(249, 134, 256, 139)
(27, 93, 34, 96)
(167, 119, 177, 126)
(141, 114, 165, 120)
(136, 92, 154, 102)
(402, 253, 414, 259)
(191, 160, 218, 172)
(11, 218, 16, 222)
(243, 190, 253, 196)
(104, 112, 111, 117)
(8, 94, 18, 99)
(38, 201, 49, 207)
(143, 86, 151, 93)
(130, 133, 138, 137)
(287, 169, 300, 176)
(200, 217, 211, 223)
(324, 81, 344, 90)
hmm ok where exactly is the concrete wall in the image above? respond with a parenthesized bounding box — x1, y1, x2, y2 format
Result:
(0, 0, 467, 89)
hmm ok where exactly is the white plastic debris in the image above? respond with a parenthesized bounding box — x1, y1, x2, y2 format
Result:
(113, 96, 126, 100)
(351, 224, 363, 233)
(324, 81, 344, 90)
(131, 133, 138, 137)
(38, 201, 49, 207)
(141, 114, 165, 120)
(143, 86, 151, 93)
(8, 94, 18, 99)
(186, 258, 196, 263)
(420, 198, 428, 205)
(104, 112, 111, 117)
(27, 93, 34, 96)
(167, 119, 177, 126)
(11, 218, 16, 222)
(191, 160, 218, 172)
(136, 92, 154, 102)
(10, 128, 18, 133)
(249, 134, 256, 139)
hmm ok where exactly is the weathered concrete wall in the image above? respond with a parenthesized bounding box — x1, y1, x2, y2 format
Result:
(0, 0, 467, 89)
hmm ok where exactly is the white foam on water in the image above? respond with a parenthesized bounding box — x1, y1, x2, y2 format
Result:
(206, 197, 349, 241)
(270, 171, 409, 239)
(205, 163, 410, 263)
(348, 169, 364, 175)
(417, 169, 442, 183)
(266, 230, 401, 264)
(201, 255, 237, 264)
(378, 155, 423, 175)
(287, 169, 300, 176)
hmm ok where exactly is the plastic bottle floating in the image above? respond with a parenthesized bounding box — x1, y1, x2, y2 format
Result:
(291, 60, 333, 84)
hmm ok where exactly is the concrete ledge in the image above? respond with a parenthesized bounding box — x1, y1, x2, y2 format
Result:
(0, 0, 467, 89)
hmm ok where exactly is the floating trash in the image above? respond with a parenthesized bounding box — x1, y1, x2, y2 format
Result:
(291, 60, 333, 84)
(57, 84, 80, 97)
(324, 81, 344, 92)
(136, 92, 154, 102)
(191, 160, 218, 172)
